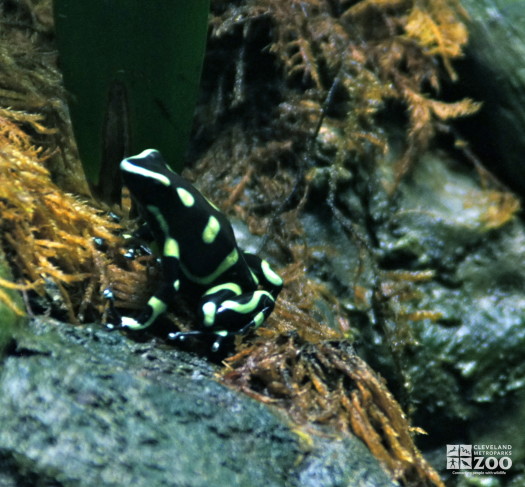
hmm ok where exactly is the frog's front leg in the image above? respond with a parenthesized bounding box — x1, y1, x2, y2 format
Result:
(121, 238, 181, 330)
(120, 283, 172, 330)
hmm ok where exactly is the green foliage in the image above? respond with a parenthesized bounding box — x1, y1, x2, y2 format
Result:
(54, 0, 210, 199)
(0, 246, 26, 355)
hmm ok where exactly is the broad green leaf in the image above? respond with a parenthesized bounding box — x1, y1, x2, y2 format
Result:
(54, 0, 209, 200)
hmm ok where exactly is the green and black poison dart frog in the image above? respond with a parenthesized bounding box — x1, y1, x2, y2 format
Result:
(117, 148, 283, 352)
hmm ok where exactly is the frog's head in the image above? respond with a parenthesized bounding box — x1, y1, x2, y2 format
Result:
(120, 149, 172, 203)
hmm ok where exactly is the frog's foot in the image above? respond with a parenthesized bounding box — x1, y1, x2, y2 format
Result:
(120, 316, 149, 330)
(105, 312, 145, 332)
(122, 238, 153, 260)
(105, 321, 121, 331)
(168, 330, 230, 353)
(167, 330, 206, 342)
(103, 288, 124, 331)
(102, 288, 152, 331)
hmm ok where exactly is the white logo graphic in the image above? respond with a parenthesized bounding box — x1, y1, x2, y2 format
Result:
(446, 444, 512, 475)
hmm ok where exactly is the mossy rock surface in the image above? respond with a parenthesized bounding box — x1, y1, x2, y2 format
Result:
(301, 147, 525, 484)
(0, 318, 395, 487)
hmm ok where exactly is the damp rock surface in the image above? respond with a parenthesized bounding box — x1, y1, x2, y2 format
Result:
(454, 0, 525, 194)
(0, 318, 395, 487)
(301, 146, 525, 483)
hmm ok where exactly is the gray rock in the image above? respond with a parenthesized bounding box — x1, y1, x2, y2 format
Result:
(298, 436, 399, 487)
(300, 147, 525, 480)
(0, 318, 396, 487)
(454, 0, 525, 194)
(379, 152, 525, 427)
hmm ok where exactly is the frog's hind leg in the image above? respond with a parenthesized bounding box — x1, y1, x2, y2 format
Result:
(242, 252, 283, 298)
(169, 286, 276, 353)
(198, 283, 276, 333)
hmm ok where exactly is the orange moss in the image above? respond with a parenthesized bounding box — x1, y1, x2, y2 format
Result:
(216, 254, 442, 485)
(267, 0, 477, 157)
(0, 0, 85, 194)
(466, 190, 521, 230)
(0, 117, 151, 323)
(223, 334, 444, 486)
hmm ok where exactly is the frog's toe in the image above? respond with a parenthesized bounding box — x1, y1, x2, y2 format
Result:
(167, 330, 203, 342)
(167, 331, 185, 342)
(211, 337, 222, 353)
(121, 316, 146, 330)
